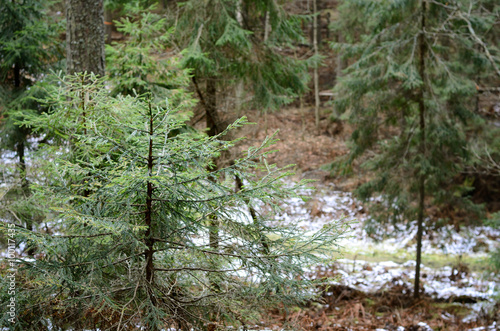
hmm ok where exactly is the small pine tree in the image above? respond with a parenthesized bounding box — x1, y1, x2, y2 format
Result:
(1, 73, 348, 330)
(105, 5, 193, 109)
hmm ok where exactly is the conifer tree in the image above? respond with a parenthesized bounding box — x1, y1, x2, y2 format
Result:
(332, 0, 499, 298)
(0, 0, 63, 241)
(105, 5, 194, 110)
(1, 74, 347, 329)
(173, 0, 314, 135)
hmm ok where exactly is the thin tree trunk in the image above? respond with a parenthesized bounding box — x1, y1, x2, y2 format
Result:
(13, 63, 26, 188)
(300, 96, 306, 139)
(414, 0, 427, 301)
(66, 0, 105, 76)
(104, 8, 112, 45)
(316, 0, 321, 45)
(145, 102, 155, 286)
(16, 141, 27, 190)
(335, 33, 346, 83)
(13, 62, 20, 88)
(206, 77, 222, 137)
(264, 11, 270, 42)
(145, 102, 157, 329)
(14, 63, 34, 247)
(234, 171, 269, 253)
(235, 1, 245, 116)
(313, 0, 320, 129)
(204, 77, 221, 251)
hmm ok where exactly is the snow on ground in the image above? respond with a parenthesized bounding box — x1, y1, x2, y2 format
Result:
(2, 142, 498, 329)
(273, 182, 499, 323)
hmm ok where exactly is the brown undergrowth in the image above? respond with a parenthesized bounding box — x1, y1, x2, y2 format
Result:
(261, 283, 498, 330)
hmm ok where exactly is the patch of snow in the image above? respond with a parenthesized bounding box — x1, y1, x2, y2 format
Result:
(417, 322, 433, 331)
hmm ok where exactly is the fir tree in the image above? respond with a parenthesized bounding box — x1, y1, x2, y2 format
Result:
(1, 73, 348, 329)
(0, 0, 63, 247)
(173, 0, 315, 135)
(331, 0, 498, 298)
(105, 5, 194, 110)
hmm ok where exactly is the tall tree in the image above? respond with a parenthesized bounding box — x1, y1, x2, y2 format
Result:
(332, 0, 498, 299)
(2, 74, 346, 329)
(66, 0, 105, 76)
(174, 0, 314, 136)
(0, 0, 63, 241)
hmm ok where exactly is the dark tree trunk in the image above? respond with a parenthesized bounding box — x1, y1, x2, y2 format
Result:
(17, 141, 27, 189)
(414, 0, 427, 301)
(206, 77, 223, 136)
(13, 62, 20, 88)
(13, 62, 34, 253)
(13, 63, 26, 187)
(145, 102, 156, 302)
(104, 8, 112, 45)
(66, 0, 105, 76)
(205, 78, 221, 254)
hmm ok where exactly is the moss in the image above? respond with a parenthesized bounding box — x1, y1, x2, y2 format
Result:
(431, 302, 471, 318)
(330, 247, 491, 274)
(364, 297, 375, 307)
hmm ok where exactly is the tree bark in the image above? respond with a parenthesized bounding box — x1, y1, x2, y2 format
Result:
(414, 0, 427, 301)
(313, 0, 320, 129)
(206, 77, 223, 136)
(13, 63, 26, 188)
(145, 102, 157, 326)
(66, 0, 105, 76)
(235, 1, 245, 115)
(104, 8, 112, 45)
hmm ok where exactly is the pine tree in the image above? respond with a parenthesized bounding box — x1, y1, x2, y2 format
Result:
(173, 0, 315, 136)
(332, 0, 498, 298)
(105, 5, 194, 109)
(0, 0, 63, 245)
(1, 73, 347, 329)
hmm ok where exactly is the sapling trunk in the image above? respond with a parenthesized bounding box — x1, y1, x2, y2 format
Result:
(145, 101, 157, 310)
(414, 0, 427, 300)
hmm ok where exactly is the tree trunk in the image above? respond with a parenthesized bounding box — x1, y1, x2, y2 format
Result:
(414, 0, 427, 301)
(206, 77, 222, 136)
(17, 141, 27, 190)
(145, 102, 157, 328)
(66, 0, 105, 76)
(13, 62, 20, 88)
(264, 11, 270, 42)
(104, 8, 112, 45)
(313, 0, 320, 129)
(235, 1, 245, 115)
(13, 63, 26, 187)
(316, 0, 322, 45)
(205, 77, 221, 252)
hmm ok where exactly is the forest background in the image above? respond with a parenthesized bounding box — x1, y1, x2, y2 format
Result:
(0, 0, 499, 330)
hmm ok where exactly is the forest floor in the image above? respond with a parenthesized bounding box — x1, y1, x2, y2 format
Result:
(1, 105, 498, 330)
(234, 106, 500, 330)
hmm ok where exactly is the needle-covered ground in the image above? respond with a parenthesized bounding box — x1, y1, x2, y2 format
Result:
(232, 107, 499, 330)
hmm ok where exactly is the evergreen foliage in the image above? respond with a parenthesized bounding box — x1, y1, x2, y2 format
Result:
(0, 0, 63, 243)
(331, 0, 498, 297)
(174, 0, 315, 114)
(0, 0, 63, 164)
(0, 74, 348, 329)
(106, 5, 193, 108)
